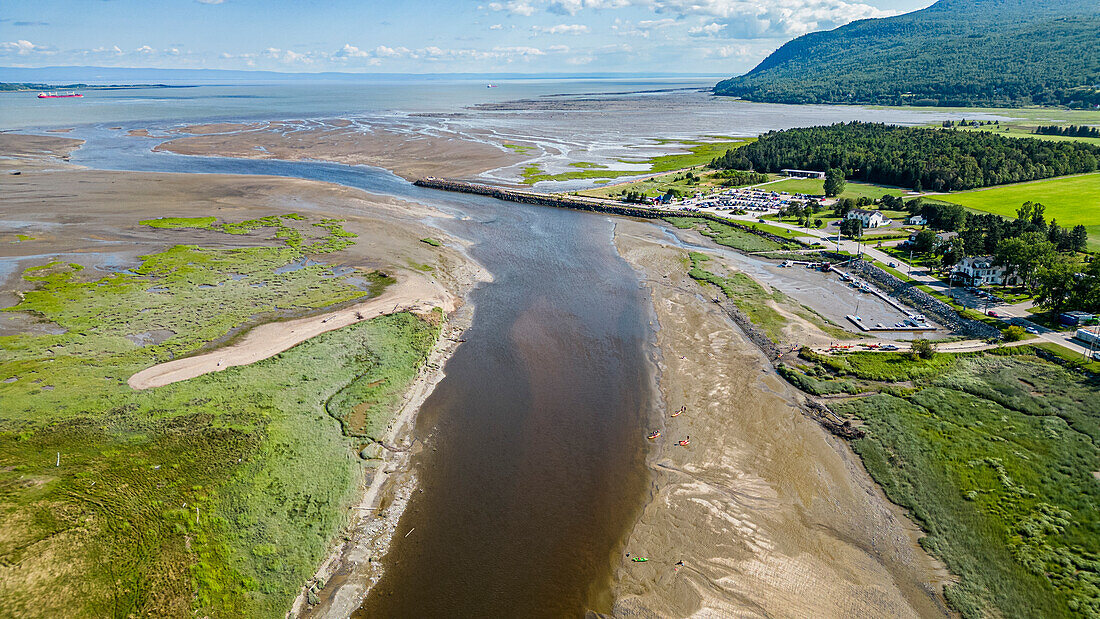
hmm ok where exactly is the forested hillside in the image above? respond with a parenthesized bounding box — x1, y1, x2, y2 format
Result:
(714, 0, 1100, 108)
(711, 123, 1100, 191)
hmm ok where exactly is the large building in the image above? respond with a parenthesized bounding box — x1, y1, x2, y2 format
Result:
(781, 169, 826, 179)
(952, 256, 1020, 287)
(846, 208, 889, 228)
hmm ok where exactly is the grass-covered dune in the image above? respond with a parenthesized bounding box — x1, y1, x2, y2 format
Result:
(793, 348, 1100, 617)
(0, 215, 442, 616)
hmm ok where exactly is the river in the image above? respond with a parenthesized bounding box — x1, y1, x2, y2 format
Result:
(42, 85, 976, 615)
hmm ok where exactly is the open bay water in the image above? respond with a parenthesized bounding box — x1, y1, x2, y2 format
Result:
(0, 76, 722, 130)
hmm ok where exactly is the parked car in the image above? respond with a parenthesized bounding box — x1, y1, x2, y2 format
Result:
(987, 310, 1001, 318)
(1025, 326, 1039, 334)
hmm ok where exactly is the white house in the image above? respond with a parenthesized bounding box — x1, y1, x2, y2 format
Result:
(846, 209, 890, 228)
(908, 215, 927, 225)
(952, 256, 1020, 286)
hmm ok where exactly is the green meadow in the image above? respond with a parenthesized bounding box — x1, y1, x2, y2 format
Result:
(785, 348, 1100, 618)
(940, 173, 1100, 250)
(0, 215, 441, 617)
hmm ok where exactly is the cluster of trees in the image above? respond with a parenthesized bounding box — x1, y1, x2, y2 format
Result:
(620, 190, 649, 204)
(912, 199, 1089, 255)
(710, 123, 1100, 192)
(775, 200, 825, 228)
(713, 0, 1100, 108)
(941, 120, 997, 128)
(711, 169, 769, 186)
(1034, 125, 1100, 138)
(897, 197, 1095, 311)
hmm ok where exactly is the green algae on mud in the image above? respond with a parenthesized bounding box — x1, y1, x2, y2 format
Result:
(0, 214, 443, 617)
(140, 216, 217, 229)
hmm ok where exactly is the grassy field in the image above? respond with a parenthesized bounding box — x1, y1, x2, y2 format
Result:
(523, 138, 752, 184)
(937, 173, 1100, 251)
(0, 215, 441, 616)
(665, 217, 797, 253)
(760, 177, 909, 201)
(787, 348, 1100, 618)
(956, 123, 1100, 146)
(882, 105, 1100, 146)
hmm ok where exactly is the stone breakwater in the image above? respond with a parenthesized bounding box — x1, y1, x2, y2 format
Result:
(413, 177, 807, 248)
(843, 258, 1001, 340)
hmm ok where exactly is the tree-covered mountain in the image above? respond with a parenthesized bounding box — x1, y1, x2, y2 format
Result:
(714, 0, 1100, 108)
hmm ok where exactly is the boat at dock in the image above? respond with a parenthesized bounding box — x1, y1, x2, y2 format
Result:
(38, 91, 83, 99)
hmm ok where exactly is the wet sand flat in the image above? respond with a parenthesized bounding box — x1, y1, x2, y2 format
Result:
(612, 219, 950, 618)
(153, 119, 523, 181)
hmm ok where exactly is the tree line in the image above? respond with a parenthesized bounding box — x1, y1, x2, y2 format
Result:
(710, 123, 1100, 192)
(1034, 125, 1100, 138)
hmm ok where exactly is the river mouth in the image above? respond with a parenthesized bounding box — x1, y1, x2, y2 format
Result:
(61, 131, 660, 616)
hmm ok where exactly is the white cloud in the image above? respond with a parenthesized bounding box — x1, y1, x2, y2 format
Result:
(135, 45, 156, 54)
(688, 22, 727, 36)
(334, 43, 370, 58)
(487, 1, 537, 16)
(547, 44, 571, 52)
(490, 23, 504, 29)
(533, 23, 590, 35)
(611, 17, 678, 38)
(566, 55, 595, 64)
(196, 0, 226, 4)
(0, 39, 51, 55)
(707, 43, 752, 58)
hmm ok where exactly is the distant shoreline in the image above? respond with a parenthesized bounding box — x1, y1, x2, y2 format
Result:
(0, 83, 198, 92)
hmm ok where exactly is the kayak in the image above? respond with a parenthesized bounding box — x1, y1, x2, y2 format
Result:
(647, 431, 660, 440)
(631, 557, 648, 562)
(678, 439, 690, 446)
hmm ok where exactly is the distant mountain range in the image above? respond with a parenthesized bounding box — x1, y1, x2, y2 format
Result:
(715, 0, 1100, 108)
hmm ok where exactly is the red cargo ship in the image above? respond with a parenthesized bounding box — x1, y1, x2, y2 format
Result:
(37, 92, 83, 99)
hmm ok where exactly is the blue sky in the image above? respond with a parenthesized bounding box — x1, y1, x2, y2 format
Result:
(1, 0, 932, 74)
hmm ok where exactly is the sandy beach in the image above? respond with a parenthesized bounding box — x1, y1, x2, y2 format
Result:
(128, 271, 457, 389)
(611, 219, 950, 618)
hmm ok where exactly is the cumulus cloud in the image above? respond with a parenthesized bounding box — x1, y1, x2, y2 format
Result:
(0, 39, 52, 55)
(689, 22, 727, 36)
(533, 23, 590, 35)
(707, 43, 752, 58)
(490, 23, 504, 29)
(487, 1, 537, 16)
(611, 17, 677, 38)
(334, 43, 370, 58)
